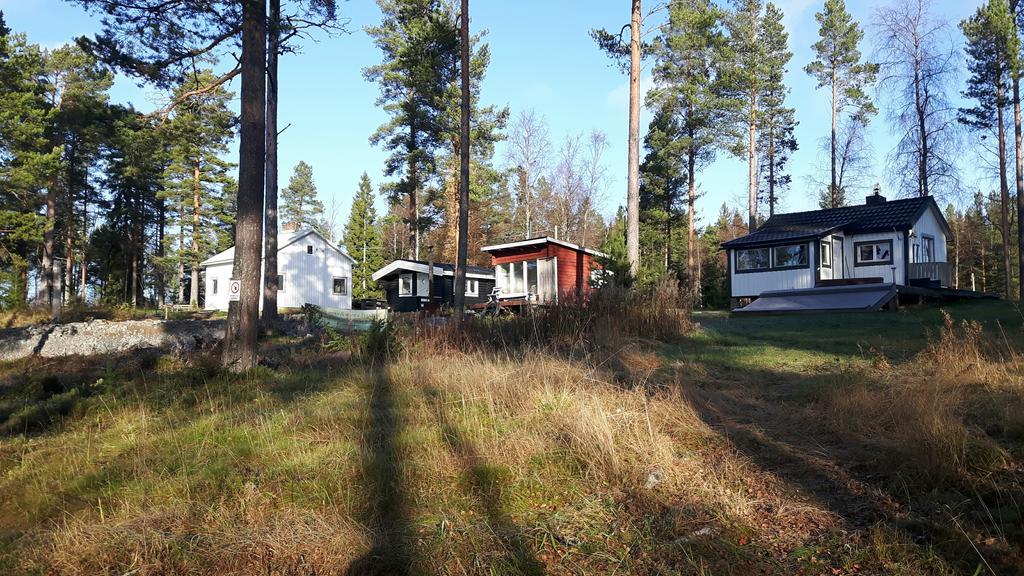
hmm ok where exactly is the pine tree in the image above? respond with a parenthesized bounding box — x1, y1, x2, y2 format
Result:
(0, 19, 51, 307)
(344, 173, 384, 299)
(805, 0, 878, 208)
(639, 100, 686, 281)
(280, 161, 326, 232)
(724, 0, 766, 230)
(158, 69, 237, 306)
(365, 0, 459, 260)
(757, 2, 797, 217)
(960, 0, 1018, 298)
(650, 0, 731, 297)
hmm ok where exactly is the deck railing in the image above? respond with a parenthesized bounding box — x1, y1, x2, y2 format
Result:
(908, 262, 951, 288)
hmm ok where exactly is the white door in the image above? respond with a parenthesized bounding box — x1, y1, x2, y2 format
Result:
(537, 258, 557, 304)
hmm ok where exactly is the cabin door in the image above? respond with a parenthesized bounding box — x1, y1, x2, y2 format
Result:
(537, 257, 557, 304)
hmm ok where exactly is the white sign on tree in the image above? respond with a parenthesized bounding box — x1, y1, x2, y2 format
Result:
(228, 279, 241, 302)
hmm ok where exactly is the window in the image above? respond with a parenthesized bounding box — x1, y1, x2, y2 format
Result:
(913, 243, 920, 262)
(526, 260, 538, 295)
(820, 241, 832, 268)
(854, 240, 893, 265)
(773, 244, 809, 269)
(399, 273, 413, 296)
(496, 263, 511, 293)
(306, 245, 313, 254)
(332, 277, 348, 295)
(277, 274, 285, 292)
(512, 261, 525, 293)
(465, 279, 479, 296)
(212, 279, 218, 295)
(922, 235, 935, 263)
(735, 247, 770, 272)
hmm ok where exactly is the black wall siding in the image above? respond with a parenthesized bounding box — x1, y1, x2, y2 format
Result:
(378, 272, 494, 312)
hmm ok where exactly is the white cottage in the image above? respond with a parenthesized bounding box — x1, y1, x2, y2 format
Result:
(200, 228, 355, 311)
(722, 192, 953, 310)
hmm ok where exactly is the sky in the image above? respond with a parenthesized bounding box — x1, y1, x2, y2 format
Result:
(0, 0, 992, 235)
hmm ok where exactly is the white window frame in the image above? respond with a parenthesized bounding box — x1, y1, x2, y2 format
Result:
(399, 273, 414, 296)
(465, 279, 479, 297)
(212, 279, 218, 295)
(820, 241, 831, 268)
(921, 235, 935, 263)
(734, 247, 771, 272)
(854, 240, 893, 266)
(332, 277, 348, 296)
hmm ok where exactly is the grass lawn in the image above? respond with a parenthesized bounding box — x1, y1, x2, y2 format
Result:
(0, 300, 1021, 575)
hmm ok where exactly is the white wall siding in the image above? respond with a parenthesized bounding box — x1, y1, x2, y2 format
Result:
(203, 231, 353, 312)
(730, 242, 815, 298)
(911, 207, 948, 263)
(204, 263, 233, 311)
(845, 231, 905, 285)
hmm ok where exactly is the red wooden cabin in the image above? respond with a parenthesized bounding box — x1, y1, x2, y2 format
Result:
(480, 237, 606, 305)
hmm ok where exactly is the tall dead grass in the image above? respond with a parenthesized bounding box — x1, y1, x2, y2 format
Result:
(823, 312, 1021, 484)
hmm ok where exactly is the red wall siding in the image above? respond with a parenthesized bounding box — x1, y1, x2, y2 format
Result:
(488, 242, 602, 298)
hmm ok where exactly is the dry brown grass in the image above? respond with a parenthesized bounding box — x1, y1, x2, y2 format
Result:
(822, 311, 1022, 484)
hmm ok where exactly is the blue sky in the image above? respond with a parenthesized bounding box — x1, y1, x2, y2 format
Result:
(1, 0, 990, 234)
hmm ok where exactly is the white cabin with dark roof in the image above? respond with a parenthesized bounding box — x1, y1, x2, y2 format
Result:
(200, 228, 355, 311)
(722, 191, 953, 310)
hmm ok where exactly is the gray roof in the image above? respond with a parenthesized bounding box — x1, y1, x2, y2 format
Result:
(722, 196, 949, 248)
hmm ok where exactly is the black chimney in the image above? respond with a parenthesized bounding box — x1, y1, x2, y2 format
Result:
(865, 183, 886, 206)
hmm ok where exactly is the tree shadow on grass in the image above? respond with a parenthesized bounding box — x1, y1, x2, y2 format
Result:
(423, 385, 546, 576)
(347, 370, 413, 576)
(676, 366, 1024, 575)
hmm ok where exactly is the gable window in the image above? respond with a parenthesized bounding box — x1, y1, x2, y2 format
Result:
(772, 244, 808, 269)
(820, 241, 832, 268)
(735, 247, 770, 272)
(277, 274, 286, 292)
(399, 273, 414, 296)
(306, 245, 313, 255)
(854, 240, 893, 266)
(332, 277, 348, 295)
(465, 279, 479, 297)
(921, 235, 935, 263)
(212, 279, 218, 295)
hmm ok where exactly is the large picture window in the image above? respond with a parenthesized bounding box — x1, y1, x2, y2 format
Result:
(773, 244, 809, 269)
(496, 261, 532, 295)
(735, 247, 770, 271)
(855, 240, 893, 266)
(399, 273, 414, 296)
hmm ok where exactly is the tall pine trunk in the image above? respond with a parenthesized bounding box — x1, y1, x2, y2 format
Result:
(223, 0, 267, 371)
(1014, 75, 1024, 301)
(830, 68, 838, 207)
(687, 122, 697, 298)
(41, 179, 56, 312)
(262, 0, 281, 324)
(189, 159, 202, 305)
(997, 81, 1013, 298)
(747, 93, 757, 230)
(767, 123, 777, 216)
(626, 0, 641, 278)
(407, 114, 419, 260)
(453, 0, 470, 320)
